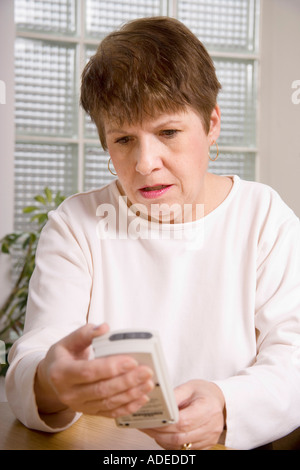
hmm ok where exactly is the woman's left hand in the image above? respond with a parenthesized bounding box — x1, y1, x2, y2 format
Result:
(141, 380, 226, 450)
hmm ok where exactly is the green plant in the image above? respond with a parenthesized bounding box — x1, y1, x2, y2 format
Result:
(0, 188, 65, 376)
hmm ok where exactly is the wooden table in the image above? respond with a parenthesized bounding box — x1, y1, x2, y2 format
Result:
(0, 402, 228, 450)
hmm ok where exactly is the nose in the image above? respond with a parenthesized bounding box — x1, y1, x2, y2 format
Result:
(135, 137, 163, 175)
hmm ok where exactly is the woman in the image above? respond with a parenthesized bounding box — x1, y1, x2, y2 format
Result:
(6, 17, 300, 450)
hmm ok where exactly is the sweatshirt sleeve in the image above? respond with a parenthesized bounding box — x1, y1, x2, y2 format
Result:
(5, 203, 93, 431)
(214, 211, 300, 450)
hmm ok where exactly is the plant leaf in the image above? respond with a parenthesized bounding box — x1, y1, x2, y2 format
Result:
(44, 187, 52, 203)
(30, 213, 48, 225)
(54, 191, 65, 206)
(29, 233, 37, 243)
(34, 195, 46, 204)
(1, 243, 10, 254)
(23, 206, 38, 213)
(6, 234, 21, 243)
(0, 186, 66, 376)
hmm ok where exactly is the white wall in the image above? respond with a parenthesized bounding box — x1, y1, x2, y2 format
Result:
(258, 0, 300, 217)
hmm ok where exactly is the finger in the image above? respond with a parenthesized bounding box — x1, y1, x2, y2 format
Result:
(64, 364, 154, 409)
(174, 381, 196, 410)
(142, 409, 192, 436)
(80, 379, 154, 415)
(84, 363, 153, 396)
(51, 354, 141, 388)
(101, 395, 151, 419)
(142, 428, 191, 450)
(61, 323, 109, 355)
(143, 424, 211, 451)
(143, 403, 223, 450)
(142, 397, 201, 437)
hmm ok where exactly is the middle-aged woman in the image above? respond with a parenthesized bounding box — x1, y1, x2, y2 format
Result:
(5, 17, 300, 450)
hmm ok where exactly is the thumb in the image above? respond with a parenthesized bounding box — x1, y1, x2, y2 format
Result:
(174, 381, 195, 410)
(62, 323, 110, 354)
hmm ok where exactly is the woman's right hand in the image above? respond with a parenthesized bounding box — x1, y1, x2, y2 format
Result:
(34, 323, 154, 418)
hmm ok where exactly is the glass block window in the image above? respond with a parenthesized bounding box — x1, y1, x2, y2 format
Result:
(15, 0, 77, 36)
(177, 0, 259, 183)
(177, 0, 259, 53)
(14, 142, 78, 230)
(85, 0, 162, 38)
(15, 38, 77, 137)
(14, 0, 260, 231)
(84, 145, 116, 192)
(215, 59, 257, 147)
(208, 152, 255, 181)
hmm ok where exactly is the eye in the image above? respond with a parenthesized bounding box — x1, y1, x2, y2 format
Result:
(160, 129, 179, 138)
(115, 136, 131, 145)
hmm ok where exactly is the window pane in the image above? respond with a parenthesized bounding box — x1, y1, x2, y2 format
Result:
(85, 0, 162, 38)
(15, 38, 77, 137)
(209, 151, 255, 181)
(177, 0, 259, 53)
(85, 115, 99, 139)
(15, 0, 77, 36)
(84, 145, 116, 191)
(14, 142, 78, 231)
(215, 59, 257, 147)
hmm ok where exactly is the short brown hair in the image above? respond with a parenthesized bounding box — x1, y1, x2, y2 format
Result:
(80, 17, 221, 150)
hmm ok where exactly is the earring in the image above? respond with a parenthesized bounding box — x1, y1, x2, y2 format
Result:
(108, 157, 117, 176)
(208, 141, 219, 162)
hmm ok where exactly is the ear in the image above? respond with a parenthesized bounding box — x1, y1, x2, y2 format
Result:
(208, 105, 221, 145)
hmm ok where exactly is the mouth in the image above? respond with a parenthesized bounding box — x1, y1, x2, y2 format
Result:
(139, 184, 173, 199)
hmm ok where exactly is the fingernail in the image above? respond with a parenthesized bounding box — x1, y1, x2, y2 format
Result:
(92, 325, 101, 330)
(138, 395, 150, 405)
(92, 323, 109, 333)
(122, 360, 138, 372)
(139, 380, 154, 393)
(138, 368, 153, 381)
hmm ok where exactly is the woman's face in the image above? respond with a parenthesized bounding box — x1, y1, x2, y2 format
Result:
(104, 106, 221, 223)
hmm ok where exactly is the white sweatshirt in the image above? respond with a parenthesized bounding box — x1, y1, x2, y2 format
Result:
(5, 175, 300, 449)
